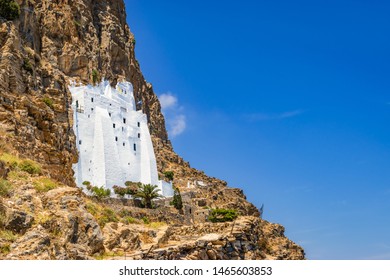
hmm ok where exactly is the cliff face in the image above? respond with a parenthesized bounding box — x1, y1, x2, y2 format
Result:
(0, 0, 305, 260)
(0, 0, 168, 186)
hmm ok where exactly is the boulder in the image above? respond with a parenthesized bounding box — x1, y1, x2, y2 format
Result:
(5, 209, 34, 234)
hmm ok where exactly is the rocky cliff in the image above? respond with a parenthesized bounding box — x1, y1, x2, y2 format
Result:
(0, 0, 305, 259)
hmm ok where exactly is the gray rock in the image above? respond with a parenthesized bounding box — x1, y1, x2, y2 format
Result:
(5, 209, 34, 234)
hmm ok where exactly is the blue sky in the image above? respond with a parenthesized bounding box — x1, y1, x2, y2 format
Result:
(125, 0, 390, 259)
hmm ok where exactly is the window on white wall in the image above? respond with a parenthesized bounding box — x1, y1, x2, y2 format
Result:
(123, 142, 126, 147)
(79, 140, 82, 145)
(113, 124, 116, 128)
(91, 98, 94, 102)
(137, 122, 140, 127)
(133, 144, 137, 151)
(123, 118, 126, 124)
(115, 137, 118, 142)
(138, 133, 140, 138)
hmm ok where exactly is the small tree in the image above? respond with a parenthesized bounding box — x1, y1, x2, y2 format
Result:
(22, 58, 33, 74)
(89, 186, 111, 201)
(91, 69, 99, 85)
(208, 208, 238, 223)
(83, 182, 110, 201)
(170, 187, 183, 210)
(113, 185, 138, 198)
(132, 184, 162, 209)
(0, 0, 20, 20)
(163, 171, 174, 181)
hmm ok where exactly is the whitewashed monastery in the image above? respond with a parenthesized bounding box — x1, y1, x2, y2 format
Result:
(69, 80, 173, 197)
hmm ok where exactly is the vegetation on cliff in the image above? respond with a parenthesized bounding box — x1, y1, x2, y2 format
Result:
(0, 0, 305, 260)
(0, 0, 20, 20)
(133, 184, 163, 209)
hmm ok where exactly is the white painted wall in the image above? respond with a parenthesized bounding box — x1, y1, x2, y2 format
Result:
(69, 80, 173, 197)
(158, 180, 174, 197)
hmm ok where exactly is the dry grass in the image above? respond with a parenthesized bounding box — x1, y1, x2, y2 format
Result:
(0, 152, 42, 175)
(33, 177, 57, 193)
(147, 222, 167, 229)
(85, 200, 119, 227)
(0, 153, 21, 169)
(139, 231, 154, 244)
(0, 230, 17, 242)
(0, 179, 13, 197)
(121, 216, 141, 225)
(94, 251, 124, 260)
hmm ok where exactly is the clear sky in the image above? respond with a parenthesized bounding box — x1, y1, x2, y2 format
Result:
(124, 0, 390, 259)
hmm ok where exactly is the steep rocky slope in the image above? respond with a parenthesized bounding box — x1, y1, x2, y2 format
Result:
(0, 0, 305, 259)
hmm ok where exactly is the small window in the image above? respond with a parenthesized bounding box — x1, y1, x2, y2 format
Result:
(133, 143, 137, 151)
(123, 118, 126, 124)
(91, 108, 93, 111)
(91, 97, 94, 102)
(115, 137, 118, 141)
(123, 142, 126, 147)
(137, 122, 140, 127)
(122, 127, 124, 132)
(109, 103, 112, 106)
(79, 140, 82, 145)
(88, 115, 90, 118)
(138, 133, 140, 138)
(113, 124, 116, 128)
(109, 112, 111, 117)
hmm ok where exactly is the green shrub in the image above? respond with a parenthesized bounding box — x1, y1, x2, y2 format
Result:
(125, 181, 142, 188)
(0, 179, 12, 197)
(163, 171, 174, 181)
(85, 201, 118, 228)
(82, 181, 91, 187)
(89, 186, 111, 201)
(170, 187, 183, 210)
(0, 0, 20, 21)
(121, 216, 140, 225)
(98, 208, 118, 227)
(113, 185, 138, 197)
(208, 208, 238, 223)
(86, 202, 98, 216)
(132, 184, 162, 209)
(142, 216, 150, 224)
(92, 69, 99, 85)
(22, 58, 33, 74)
(43, 97, 54, 109)
(19, 159, 41, 175)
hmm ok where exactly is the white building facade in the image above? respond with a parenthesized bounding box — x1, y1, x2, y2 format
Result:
(69, 80, 173, 197)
